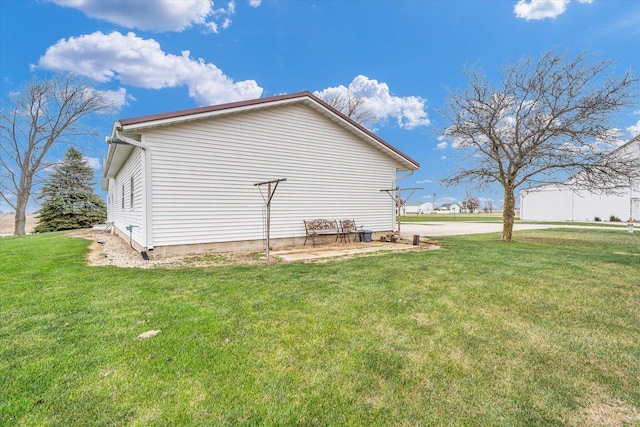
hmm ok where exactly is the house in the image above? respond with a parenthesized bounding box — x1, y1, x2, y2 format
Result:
(402, 201, 434, 215)
(520, 136, 640, 222)
(435, 203, 461, 214)
(102, 91, 420, 257)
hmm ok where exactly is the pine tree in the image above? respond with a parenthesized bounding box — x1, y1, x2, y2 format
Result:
(34, 147, 106, 232)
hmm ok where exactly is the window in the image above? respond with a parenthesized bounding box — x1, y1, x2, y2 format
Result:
(121, 185, 125, 209)
(130, 176, 135, 209)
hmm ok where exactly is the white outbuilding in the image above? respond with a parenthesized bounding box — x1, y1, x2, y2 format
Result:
(436, 203, 462, 214)
(402, 202, 434, 215)
(102, 92, 420, 257)
(520, 136, 640, 222)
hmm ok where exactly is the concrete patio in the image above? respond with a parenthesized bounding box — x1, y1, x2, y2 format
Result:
(270, 240, 432, 262)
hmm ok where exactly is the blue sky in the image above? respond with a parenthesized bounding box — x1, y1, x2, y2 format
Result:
(1, 0, 639, 212)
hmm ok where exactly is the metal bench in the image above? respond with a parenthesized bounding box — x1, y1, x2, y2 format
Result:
(303, 219, 345, 246)
(339, 219, 364, 242)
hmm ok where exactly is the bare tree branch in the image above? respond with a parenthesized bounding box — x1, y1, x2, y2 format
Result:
(317, 90, 379, 126)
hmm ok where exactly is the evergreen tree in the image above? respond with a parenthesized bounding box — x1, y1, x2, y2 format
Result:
(34, 147, 106, 232)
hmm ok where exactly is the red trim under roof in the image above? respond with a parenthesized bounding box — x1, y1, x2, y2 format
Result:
(117, 91, 419, 169)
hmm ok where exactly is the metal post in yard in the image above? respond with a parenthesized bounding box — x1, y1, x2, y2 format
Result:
(380, 186, 423, 238)
(255, 178, 287, 258)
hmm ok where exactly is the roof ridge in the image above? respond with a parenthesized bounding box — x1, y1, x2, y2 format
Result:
(114, 90, 419, 169)
(119, 91, 314, 126)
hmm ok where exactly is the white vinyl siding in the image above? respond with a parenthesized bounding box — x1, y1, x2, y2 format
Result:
(144, 103, 399, 247)
(109, 149, 145, 244)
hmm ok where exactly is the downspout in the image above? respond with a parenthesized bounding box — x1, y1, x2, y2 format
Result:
(107, 127, 154, 251)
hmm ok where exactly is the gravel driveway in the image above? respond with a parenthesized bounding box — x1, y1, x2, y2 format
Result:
(398, 221, 623, 239)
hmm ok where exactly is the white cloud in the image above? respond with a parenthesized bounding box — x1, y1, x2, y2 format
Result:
(514, 0, 568, 20)
(36, 31, 263, 106)
(440, 155, 448, 160)
(98, 87, 134, 111)
(416, 179, 432, 184)
(48, 0, 225, 32)
(314, 75, 430, 129)
(439, 127, 475, 150)
(436, 138, 448, 150)
(594, 127, 627, 148)
(83, 156, 101, 170)
(226, 1, 236, 15)
(627, 119, 640, 138)
(249, 0, 262, 7)
(205, 22, 220, 33)
(514, 0, 593, 20)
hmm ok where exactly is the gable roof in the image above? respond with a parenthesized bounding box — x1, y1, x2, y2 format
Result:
(108, 91, 419, 171)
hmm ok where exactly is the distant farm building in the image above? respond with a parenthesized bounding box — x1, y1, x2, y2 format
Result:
(520, 136, 640, 222)
(435, 203, 462, 214)
(402, 201, 434, 215)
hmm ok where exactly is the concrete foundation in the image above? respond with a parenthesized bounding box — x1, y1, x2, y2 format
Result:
(112, 227, 391, 259)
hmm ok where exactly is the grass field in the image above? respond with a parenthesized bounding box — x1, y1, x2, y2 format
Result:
(1, 229, 639, 426)
(0, 213, 37, 235)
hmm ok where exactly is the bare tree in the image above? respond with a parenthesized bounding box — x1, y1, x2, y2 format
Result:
(440, 50, 639, 241)
(463, 194, 480, 213)
(484, 199, 493, 213)
(317, 91, 378, 126)
(0, 74, 113, 235)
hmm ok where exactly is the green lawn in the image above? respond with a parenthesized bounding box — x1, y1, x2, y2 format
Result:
(1, 230, 639, 426)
